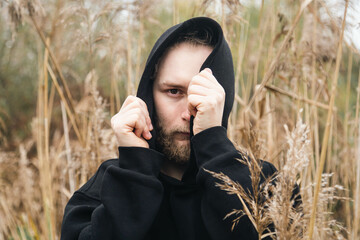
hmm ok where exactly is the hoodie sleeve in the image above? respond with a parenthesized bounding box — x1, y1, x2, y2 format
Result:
(60, 147, 164, 240)
(192, 126, 277, 240)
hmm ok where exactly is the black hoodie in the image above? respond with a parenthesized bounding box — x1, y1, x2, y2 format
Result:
(61, 17, 277, 240)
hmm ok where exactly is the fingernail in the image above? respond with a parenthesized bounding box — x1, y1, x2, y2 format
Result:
(204, 68, 212, 74)
(150, 123, 153, 130)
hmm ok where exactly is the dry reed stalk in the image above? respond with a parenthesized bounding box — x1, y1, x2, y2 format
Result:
(267, 115, 309, 240)
(36, 41, 46, 240)
(253, 12, 270, 86)
(127, 25, 133, 96)
(84, 70, 102, 165)
(264, 0, 277, 71)
(47, 64, 83, 145)
(310, 0, 320, 176)
(204, 156, 272, 239)
(308, 1, 349, 238)
(111, 52, 123, 116)
(326, 113, 334, 178)
(81, 114, 90, 186)
(39, 38, 55, 240)
(231, 16, 249, 142)
(48, 0, 62, 40)
(110, 59, 116, 116)
(231, 15, 249, 141)
(245, 0, 313, 113)
(265, 92, 275, 160)
(93, 112, 101, 166)
(234, 95, 257, 120)
(135, 13, 144, 90)
(208, 116, 314, 239)
(258, 0, 265, 28)
(92, 93, 102, 166)
(355, 68, 360, 133)
(0, 193, 18, 239)
(344, 51, 353, 229)
(61, 101, 75, 194)
(353, 121, 360, 239)
(28, 12, 79, 127)
(220, 0, 227, 40)
(353, 68, 360, 240)
(47, 82, 56, 131)
(264, 84, 330, 110)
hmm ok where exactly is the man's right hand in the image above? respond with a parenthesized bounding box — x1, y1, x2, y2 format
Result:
(111, 96, 153, 148)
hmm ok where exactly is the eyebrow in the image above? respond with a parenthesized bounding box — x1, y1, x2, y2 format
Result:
(157, 80, 187, 89)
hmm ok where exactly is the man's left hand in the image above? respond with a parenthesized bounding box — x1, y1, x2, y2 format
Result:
(187, 68, 225, 135)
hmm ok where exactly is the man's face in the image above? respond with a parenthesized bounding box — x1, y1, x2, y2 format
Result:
(153, 42, 212, 164)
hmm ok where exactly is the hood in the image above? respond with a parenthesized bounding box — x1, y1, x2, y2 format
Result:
(136, 17, 235, 181)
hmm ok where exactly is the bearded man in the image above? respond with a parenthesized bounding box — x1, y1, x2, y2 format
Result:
(61, 17, 277, 240)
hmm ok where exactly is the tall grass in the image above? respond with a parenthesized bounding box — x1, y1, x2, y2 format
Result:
(0, 0, 359, 239)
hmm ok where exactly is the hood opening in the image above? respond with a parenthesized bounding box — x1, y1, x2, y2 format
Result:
(136, 17, 235, 182)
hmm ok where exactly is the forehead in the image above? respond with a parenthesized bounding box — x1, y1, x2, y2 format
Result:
(154, 43, 213, 87)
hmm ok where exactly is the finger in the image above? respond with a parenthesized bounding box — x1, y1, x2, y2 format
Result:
(138, 100, 153, 131)
(187, 102, 197, 117)
(110, 112, 122, 130)
(125, 103, 152, 138)
(121, 100, 149, 122)
(132, 114, 147, 138)
(204, 68, 212, 74)
(129, 107, 152, 140)
(188, 94, 206, 108)
(198, 69, 219, 86)
(119, 95, 137, 111)
(132, 97, 153, 131)
(188, 94, 207, 117)
(142, 126, 152, 140)
(191, 74, 218, 89)
(188, 84, 214, 96)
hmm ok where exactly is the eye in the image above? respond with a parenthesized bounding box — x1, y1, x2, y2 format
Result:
(168, 89, 181, 95)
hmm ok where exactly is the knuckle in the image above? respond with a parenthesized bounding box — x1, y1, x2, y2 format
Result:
(111, 115, 119, 127)
(133, 100, 141, 108)
(208, 98, 217, 107)
(216, 92, 223, 101)
(133, 108, 142, 117)
(187, 95, 195, 103)
(191, 75, 200, 83)
(125, 95, 134, 103)
(187, 86, 194, 94)
(220, 87, 225, 97)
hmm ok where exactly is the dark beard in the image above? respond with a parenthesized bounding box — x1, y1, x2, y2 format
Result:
(155, 120, 191, 165)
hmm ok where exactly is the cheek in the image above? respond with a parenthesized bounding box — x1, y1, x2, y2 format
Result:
(154, 95, 183, 128)
(156, 98, 177, 124)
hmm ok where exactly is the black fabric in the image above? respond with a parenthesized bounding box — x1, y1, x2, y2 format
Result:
(136, 17, 234, 152)
(61, 17, 277, 240)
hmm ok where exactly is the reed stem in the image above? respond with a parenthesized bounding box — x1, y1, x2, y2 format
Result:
(308, 1, 349, 238)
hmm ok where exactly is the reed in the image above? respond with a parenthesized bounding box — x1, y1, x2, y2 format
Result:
(308, 1, 349, 238)
(0, 0, 359, 239)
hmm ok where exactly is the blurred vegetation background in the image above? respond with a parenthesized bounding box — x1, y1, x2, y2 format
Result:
(0, 0, 359, 239)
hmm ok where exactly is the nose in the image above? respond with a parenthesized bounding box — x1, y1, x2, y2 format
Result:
(181, 109, 191, 122)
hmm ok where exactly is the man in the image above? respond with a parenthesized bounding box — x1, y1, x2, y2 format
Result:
(61, 17, 277, 240)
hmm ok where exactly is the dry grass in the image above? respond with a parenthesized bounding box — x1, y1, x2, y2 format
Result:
(210, 111, 348, 239)
(0, 0, 359, 239)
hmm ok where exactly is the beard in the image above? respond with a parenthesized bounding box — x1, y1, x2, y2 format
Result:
(155, 119, 191, 165)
